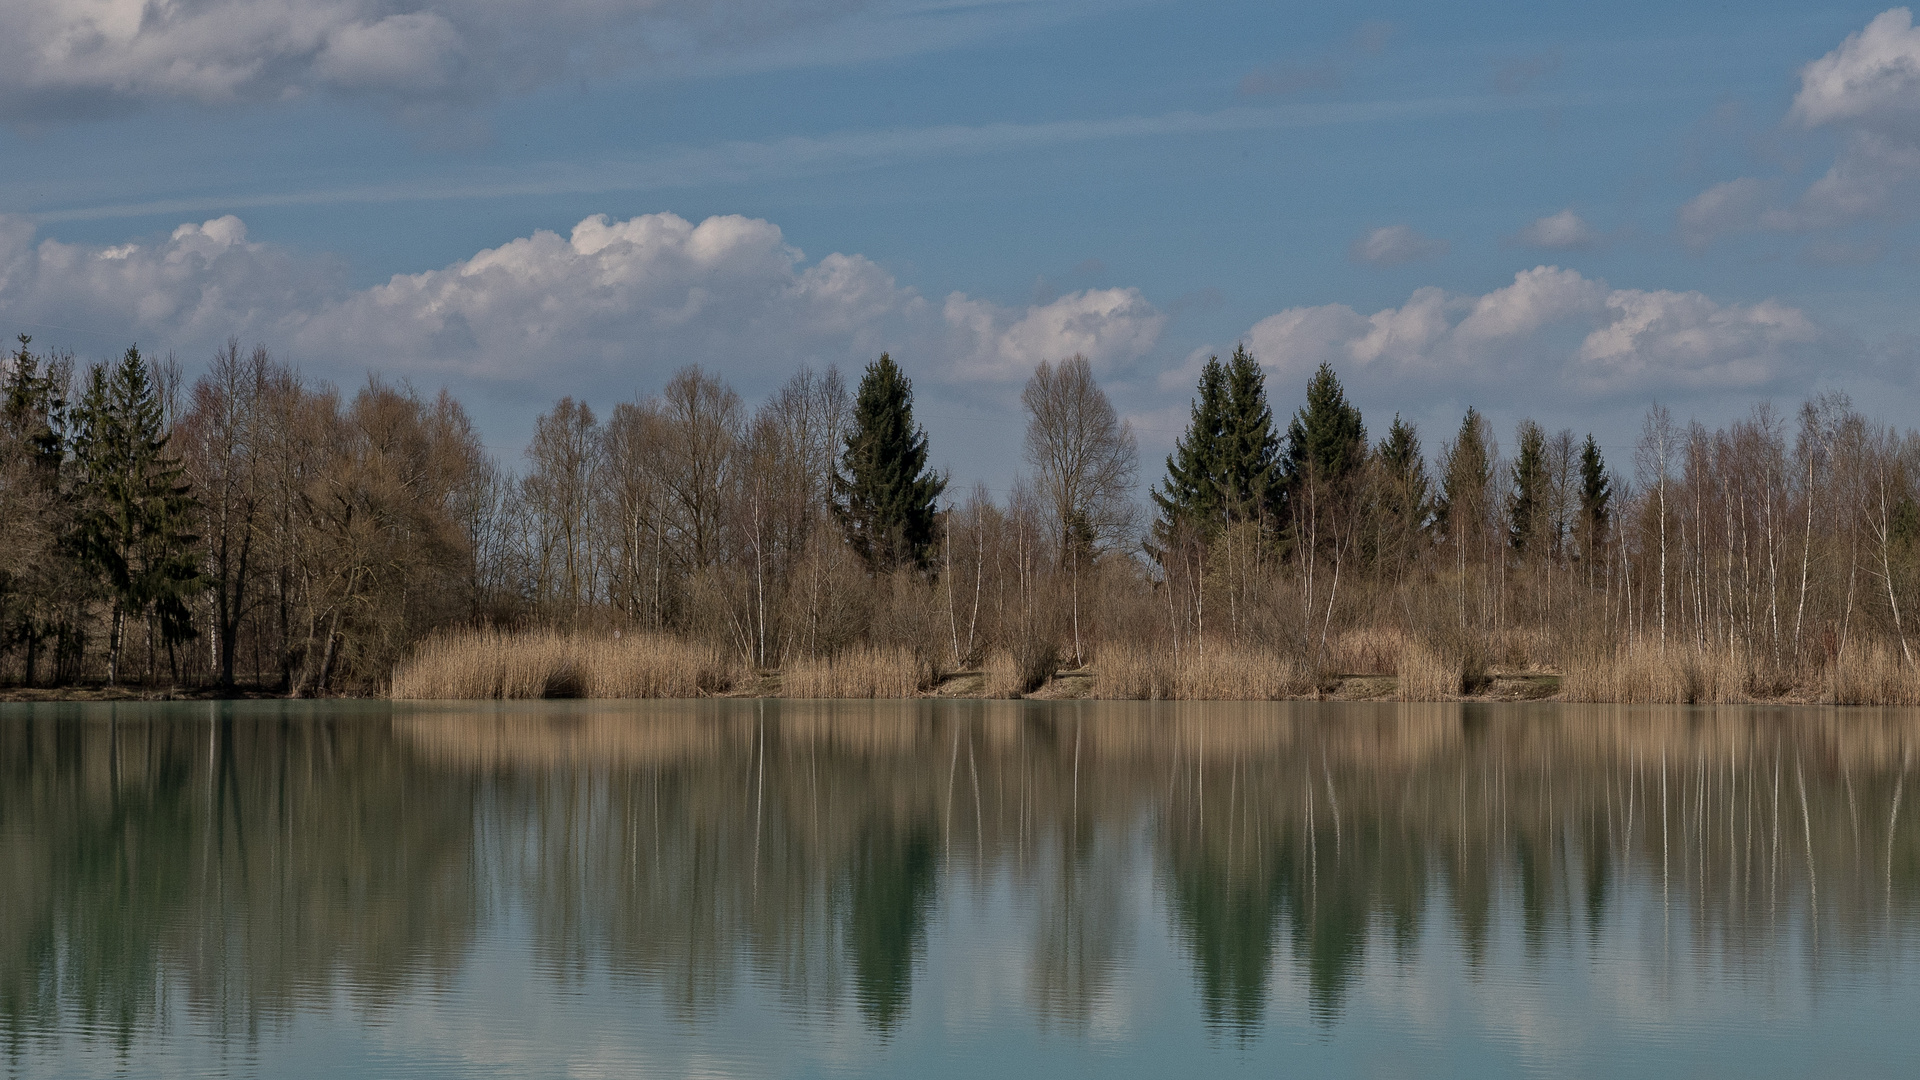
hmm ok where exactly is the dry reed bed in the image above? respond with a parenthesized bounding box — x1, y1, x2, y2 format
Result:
(982, 649, 1023, 699)
(1394, 639, 1461, 701)
(1091, 642, 1314, 700)
(392, 630, 734, 699)
(394, 629, 1920, 704)
(781, 646, 933, 699)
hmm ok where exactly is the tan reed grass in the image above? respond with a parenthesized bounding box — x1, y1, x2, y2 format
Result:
(1091, 642, 1313, 700)
(391, 629, 734, 700)
(1090, 642, 1170, 699)
(1829, 642, 1920, 705)
(1560, 643, 1753, 704)
(1328, 627, 1406, 676)
(982, 649, 1024, 699)
(781, 646, 932, 699)
(1395, 638, 1461, 701)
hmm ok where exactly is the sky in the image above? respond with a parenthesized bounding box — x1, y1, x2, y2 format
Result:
(4, 0, 1920, 494)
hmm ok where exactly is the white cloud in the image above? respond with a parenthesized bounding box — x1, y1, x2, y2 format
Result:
(943, 287, 1164, 381)
(1243, 266, 1822, 399)
(0, 211, 341, 343)
(1512, 209, 1600, 251)
(0, 0, 867, 122)
(1349, 224, 1449, 267)
(0, 211, 1164, 400)
(1790, 7, 1920, 132)
(1680, 8, 1920, 245)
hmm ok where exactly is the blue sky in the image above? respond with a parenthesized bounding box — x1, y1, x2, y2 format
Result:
(3, 0, 1918, 489)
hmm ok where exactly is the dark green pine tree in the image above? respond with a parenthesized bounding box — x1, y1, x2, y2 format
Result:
(1372, 415, 1431, 554)
(1433, 407, 1493, 546)
(1219, 344, 1283, 526)
(1282, 362, 1367, 503)
(1507, 420, 1548, 556)
(1578, 433, 1611, 561)
(70, 345, 205, 683)
(834, 353, 947, 573)
(1152, 355, 1230, 542)
(4, 335, 68, 477)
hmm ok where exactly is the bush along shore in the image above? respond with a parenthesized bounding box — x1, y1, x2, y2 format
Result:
(11, 334, 1920, 705)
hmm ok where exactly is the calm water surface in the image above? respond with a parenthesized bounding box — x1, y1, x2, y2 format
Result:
(4, 699, 1919, 1078)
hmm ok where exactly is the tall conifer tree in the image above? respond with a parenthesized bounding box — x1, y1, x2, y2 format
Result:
(1578, 433, 1611, 562)
(1372, 415, 1431, 562)
(1434, 407, 1494, 547)
(1219, 345, 1282, 526)
(1282, 363, 1367, 494)
(71, 345, 204, 683)
(1153, 355, 1229, 540)
(1, 335, 79, 684)
(1508, 419, 1548, 555)
(834, 353, 946, 572)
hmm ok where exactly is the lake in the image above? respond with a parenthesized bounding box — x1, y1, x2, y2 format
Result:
(3, 699, 1918, 1077)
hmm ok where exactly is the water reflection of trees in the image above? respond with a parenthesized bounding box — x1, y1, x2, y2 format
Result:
(0, 702, 480, 1059)
(5, 700, 1920, 1055)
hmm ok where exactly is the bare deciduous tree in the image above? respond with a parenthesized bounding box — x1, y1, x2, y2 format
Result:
(1021, 355, 1138, 664)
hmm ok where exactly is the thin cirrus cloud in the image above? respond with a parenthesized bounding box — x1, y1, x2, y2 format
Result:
(1349, 224, 1449, 267)
(29, 94, 1544, 225)
(0, 210, 1165, 397)
(1237, 265, 1825, 401)
(1238, 18, 1395, 97)
(1678, 7, 1920, 249)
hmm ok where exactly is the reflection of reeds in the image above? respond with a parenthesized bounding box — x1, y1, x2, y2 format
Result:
(1090, 643, 1313, 700)
(391, 630, 734, 700)
(781, 647, 932, 699)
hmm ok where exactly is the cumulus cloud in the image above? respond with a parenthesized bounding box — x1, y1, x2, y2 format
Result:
(1512, 209, 1600, 251)
(0, 211, 1165, 400)
(1242, 265, 1823, 399)
(1790, 7, 1920, 131)
(943, 288, 1164, 381)
(1349, 224, 1449, 267)
(0, 212, 344, 342)
(1681, 8, 1920, 246)
(0, 0, 861, 123)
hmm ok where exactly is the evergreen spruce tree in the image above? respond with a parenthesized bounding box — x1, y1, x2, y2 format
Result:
(834, 353, 946, 572)
(71, 345, 205, 683)
(1280, 363, 1366, 560)
(4, 335, 67, 477)
(2, 335, 78, 684)
(1578, 433, 1611, 562)
(1151, 355, 1229, 542)
(1281, 363, 1367, 495)
(1434, 407, 1493, 546)
(1507, 419, 1548, 555)
(1372, 415, 1431, 558)
(1219, 345, 1283, 526)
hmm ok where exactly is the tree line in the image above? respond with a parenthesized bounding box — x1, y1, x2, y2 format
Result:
(4, 328, 1919, 697)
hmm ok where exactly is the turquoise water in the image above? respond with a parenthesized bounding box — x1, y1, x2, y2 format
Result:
(4, 698, 1918, 1077)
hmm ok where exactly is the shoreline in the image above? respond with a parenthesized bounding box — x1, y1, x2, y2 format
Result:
(0, 670, 1860, 706)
